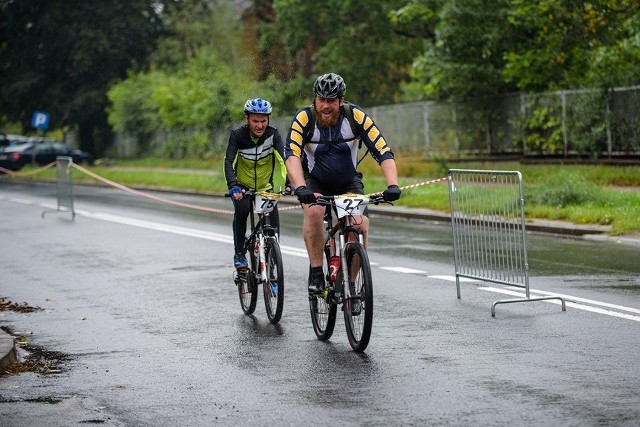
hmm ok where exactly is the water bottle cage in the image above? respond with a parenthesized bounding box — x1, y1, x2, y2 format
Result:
(329, 255, 340, 282)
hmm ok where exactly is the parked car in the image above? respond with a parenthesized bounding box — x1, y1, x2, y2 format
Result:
(31, 141, 94, 166)
(0, 140, 94, 172)
(69, 148, 94, 166)
(0, 142, 35, 172)
(0, 134, 30, 150)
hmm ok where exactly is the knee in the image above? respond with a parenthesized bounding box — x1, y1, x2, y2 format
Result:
(357, 215, 369, 227)
(304, 206, 324, 223)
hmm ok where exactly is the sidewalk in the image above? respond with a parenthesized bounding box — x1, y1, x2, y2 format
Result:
(0, 330, 17, 375)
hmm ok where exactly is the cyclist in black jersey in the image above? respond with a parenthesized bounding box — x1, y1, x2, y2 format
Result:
(284, 73, 402, 293)
(225, 98, 288, 270)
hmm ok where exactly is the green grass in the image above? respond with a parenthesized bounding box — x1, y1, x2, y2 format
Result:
(8, 156, 640, 235)
(358, 156, 640, 235)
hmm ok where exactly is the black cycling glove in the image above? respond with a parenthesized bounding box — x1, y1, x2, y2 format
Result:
(295, 185, 316, 204)
(382, 185, 401, 202)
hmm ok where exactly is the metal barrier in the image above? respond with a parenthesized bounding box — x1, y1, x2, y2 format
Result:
(42, 156, 75, 220)
(447, 169, 565, 316)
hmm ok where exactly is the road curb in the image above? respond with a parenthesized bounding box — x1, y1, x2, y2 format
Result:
(365, 204, 612, 237)
(0, 329, 17, 375)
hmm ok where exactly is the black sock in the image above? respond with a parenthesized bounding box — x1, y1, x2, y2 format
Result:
(310, 266, 323, 275)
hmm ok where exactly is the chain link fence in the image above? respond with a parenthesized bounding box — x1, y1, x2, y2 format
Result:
(363, 85, 640, 158)
(114, 85, 640, 159)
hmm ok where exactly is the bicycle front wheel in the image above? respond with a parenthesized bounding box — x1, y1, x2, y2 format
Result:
(343, 242, 373, 352)
(263, 238, 284, 324)
(237, 268, 257, 315)
(309, 246, 337, 340)
(238, 240, 258, 315)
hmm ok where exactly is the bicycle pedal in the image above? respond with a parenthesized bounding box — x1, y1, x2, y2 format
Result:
(308, 289, 328, 298)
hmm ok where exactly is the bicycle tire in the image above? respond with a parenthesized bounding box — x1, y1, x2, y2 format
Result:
(263, 238, 284, 324)
(237, 268, 257, 315)
(309, 246, 337, 340)
(343, 242, 373, 352)
(238, 238, 258, 315)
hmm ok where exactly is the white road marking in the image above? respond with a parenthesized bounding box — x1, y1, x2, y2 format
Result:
(7, 197, 35, 205)
(380, 266, 427, 274)
(74, 207, 309, 257)
(429, 275, 480, 283)
(525, 288, 640, 315)
(478, 286, 640, 322)
(430, 274, 640, 316)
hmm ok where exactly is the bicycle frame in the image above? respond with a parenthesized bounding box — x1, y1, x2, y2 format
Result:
(309, 193, 387, 352)
(317, 194, 381, 302)
(243, 191, 279, 283)
(323, 201, 363, 303)
(231, 189, 285, 323)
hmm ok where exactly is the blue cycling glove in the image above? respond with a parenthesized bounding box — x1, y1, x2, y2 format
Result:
(229, 186, 243, 197)
(284, 180, 294, 196)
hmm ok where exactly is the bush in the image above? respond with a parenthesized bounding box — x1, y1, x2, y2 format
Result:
(527, 172, 597, 207)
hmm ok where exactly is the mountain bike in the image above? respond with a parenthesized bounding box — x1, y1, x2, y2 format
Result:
(309, 193, 388, 352)
(231, 190, 285, 324)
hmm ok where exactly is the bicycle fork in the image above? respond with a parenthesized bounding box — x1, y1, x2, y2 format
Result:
(337, 233, 350, 301)
(339, 229, 366, 303)
(253, 233, 266, 284)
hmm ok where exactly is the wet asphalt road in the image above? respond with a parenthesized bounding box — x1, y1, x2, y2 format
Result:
(1, 180, 640, 426)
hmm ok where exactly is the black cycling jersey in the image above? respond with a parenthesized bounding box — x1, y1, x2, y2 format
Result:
(284, 104, 395, 189)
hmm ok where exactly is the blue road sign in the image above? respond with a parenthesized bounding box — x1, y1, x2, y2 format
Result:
(31, 111, 50, 130)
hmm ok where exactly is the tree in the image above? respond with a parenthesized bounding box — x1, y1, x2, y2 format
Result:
(150, 0, 247, 73)
(107, 1, 278, 158)
(260, 0, 423, 106)
(504, 0, 640, 91)
(392, 0, 516, 101)
(0, 0, 163, 155)
(106, 71, 162, 157)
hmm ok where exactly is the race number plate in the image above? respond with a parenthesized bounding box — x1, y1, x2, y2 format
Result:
(255, 192, 280, 214)
(334, 194, 368, 218)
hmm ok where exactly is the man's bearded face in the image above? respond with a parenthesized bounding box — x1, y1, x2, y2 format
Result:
(314, 97, 341, 127)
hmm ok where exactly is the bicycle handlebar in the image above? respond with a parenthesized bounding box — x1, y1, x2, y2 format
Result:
(224, 189, 292, 198)
(367, 193, 391, 205)
(313, 193, 392, 206)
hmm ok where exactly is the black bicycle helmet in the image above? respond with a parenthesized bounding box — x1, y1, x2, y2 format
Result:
(243, 98, 272, 115)
(313, 73, 346, 98)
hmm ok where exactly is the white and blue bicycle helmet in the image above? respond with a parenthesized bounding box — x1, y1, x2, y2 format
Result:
(243, 98, 272, 115)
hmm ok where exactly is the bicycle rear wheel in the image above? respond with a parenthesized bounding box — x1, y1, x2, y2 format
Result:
(263, 238, 284, 324)
(309, 246, 337, 340)
(343, 242, 373, 352)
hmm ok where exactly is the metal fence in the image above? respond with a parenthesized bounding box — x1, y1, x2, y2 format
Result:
(113, 85, 640, 159)
(253, 86, 640, 158)
(447, 169, 566, 316)
(367, 86, 640, 158)
(42, 156, 75, 220)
